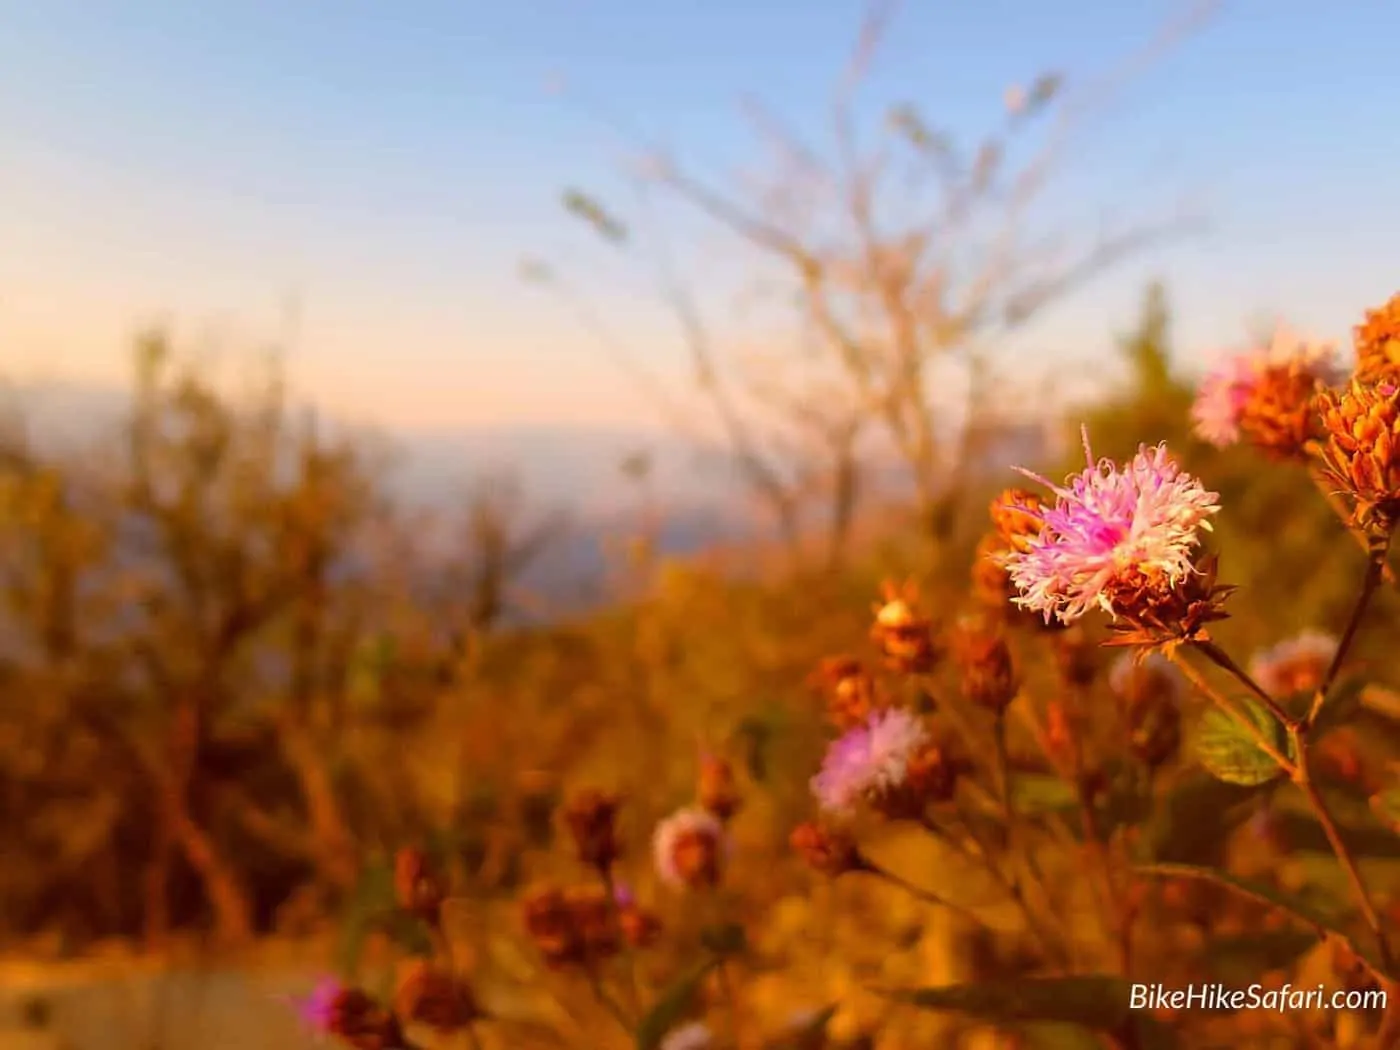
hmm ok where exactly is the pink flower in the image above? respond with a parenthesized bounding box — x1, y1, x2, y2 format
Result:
(810, 707, 929, 814)
(652, 807, 728, 890)
(285, 976, 343, 1035)
(1191, 328, 1340, 448)
(1004, 428, 1221, 624)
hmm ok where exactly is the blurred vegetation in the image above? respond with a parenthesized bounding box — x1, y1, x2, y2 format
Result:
(5, 282, 1400, 1050)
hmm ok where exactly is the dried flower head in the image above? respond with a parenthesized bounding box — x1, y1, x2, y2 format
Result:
(874, 738, 962, 819)
(950, 617, 1019, 714)
(991, 488, 1047, 552)
(660, 1021, 716, 1050)
(1109, 653, 1185, 767)
(1354, 292, 1400, 384)
(870, 581, 941, 673)
(564, 885, 621, 959)
(1192, 330, 1340, 456)
(619, 900, 663, 948)
(697, 752, 742, 822)
(393, 961, 482, 1033)
(790, 821, 867, 877)
(808, 655, 886, 730)
(288, 981, 403, 1050)
(653, 807, 728, 891)
(1249, 630, 1339, 697)
(393, 847, 446, 927)
(1005, 429, 1224, 636)
(811, 707, 931, 815)
(560, 789, 622, 872)
(521, 885, 584, 969)
(1314, 378, 1400, 536)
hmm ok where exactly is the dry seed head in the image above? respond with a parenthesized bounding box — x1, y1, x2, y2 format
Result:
(1314, 378, 1400, 536)
(808, 655, 887, 730)
(1354, 292, 1400, 384)
(873, 739, 961, 819)
(1237, 361, 1325, 460)
(1099, 553, 1235, 649)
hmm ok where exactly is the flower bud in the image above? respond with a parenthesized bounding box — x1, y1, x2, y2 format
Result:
(560, 788, 622, 873)
(951, 618, 1018, 715)
(393, 961, 482, 1033)
(1314, 378, 1400, 537)
(1354, 291, 1400, 385)
(790, 821, 866, 877)
(325, 987, 405, 1050)
(620, 903, 663, 948)
(521, 885, 583, 969)
(808, 655, 885, 730)
(653, 807, 727, 891)
(870, 581, 941, 674)
(697, 753, 742, 822)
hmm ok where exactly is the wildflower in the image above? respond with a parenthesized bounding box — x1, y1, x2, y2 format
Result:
(521, 885, 584, 969)
(660, 1021, 715, 1050)
(1248, 630, 1338, 697)
(950, 617, 1019, 715)
(560, 788, 622, 873)
(873, 739, 961, 819)
(288, 980, 404, 1050)
(811, 707, 930, 815)
(1313, 378, 1400, 536)
(808, 655, 886, 730)
(1354, 291, 1400, 384)
(393, 961, 482, 1034)
(697, 752, 742, 822)
(1192, 330, 1340, 457)
(393, 847, 446, 927)
(653, 807, 727, 890)
(564, 885, 621, 958)
(870, 581, 941, 673)
(990, 488, 1046, 552)
(1005, 429, 1227, 641)
(790, 821, 868, 877)
(1109, 653, 1185, 768)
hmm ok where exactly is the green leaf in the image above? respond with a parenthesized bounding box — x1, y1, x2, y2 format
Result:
(1193, 700, 1288, 786)
(634, 959, 720, 1050)
(876, 976, 1176, 1047)
(1008, 774, 1080, 816)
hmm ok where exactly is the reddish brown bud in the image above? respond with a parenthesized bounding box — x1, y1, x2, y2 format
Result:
(808, 655, 886, 730)
(560, 789, 622, 873)
(697, 753, 743, 822)
(950, 618, 1018, 714)
(790, 821, 866, 877)
(393, 961, 482, 1033)
(619, 905, 662, 948)
(325, 988, 405, 1050)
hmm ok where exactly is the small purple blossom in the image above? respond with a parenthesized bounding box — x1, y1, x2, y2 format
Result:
(1002, 429, 1220, 625)
(811, 707, 929, 814)
(611, 879, 636, 909)
(285, 976, 342, 1035)
(1191, 329, 1340, 448)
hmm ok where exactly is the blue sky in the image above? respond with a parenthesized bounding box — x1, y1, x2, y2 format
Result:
(1, 0, 1396, 432)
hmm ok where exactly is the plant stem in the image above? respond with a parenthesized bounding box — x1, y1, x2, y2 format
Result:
(1307, 548, 1386, 726)
(864, 861, 988, 927)
(1291, 733, 1393, 974)
(1165, 649, 1294, 772)
(599, 867, 641, 1017)
(718, 959, 741, 1048)
(1194, 640, 1295, 728)
(584, 965, 632, 1035)
(1310, 467, 1397, 585)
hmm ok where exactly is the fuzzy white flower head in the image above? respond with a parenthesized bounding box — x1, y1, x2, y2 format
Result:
(652, 807, 728, 890)
(660, 1021, 714, 1050)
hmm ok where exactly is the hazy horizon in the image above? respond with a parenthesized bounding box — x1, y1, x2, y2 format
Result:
(4, 0, 1399, 436)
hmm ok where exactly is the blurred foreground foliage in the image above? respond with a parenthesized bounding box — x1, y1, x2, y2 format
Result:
(5, 287, 1400, 1050)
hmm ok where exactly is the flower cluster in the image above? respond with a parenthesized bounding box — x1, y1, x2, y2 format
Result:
(1313, 378, 1400, 537)
(1191, 328, 1341, 458)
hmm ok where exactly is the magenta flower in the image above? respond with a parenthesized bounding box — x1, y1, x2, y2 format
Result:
(811, 707, 929, 814)
(285, 976, 342, 1035)
(1004, 428, 1221, 625)
(1191, 329, 1340, 448)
